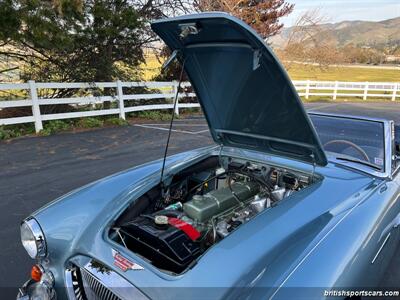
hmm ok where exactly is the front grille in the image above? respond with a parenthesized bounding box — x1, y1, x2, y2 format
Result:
(70, 266, 122, 300)
(67, 258, 149, 300)
(80, 267, 122, 300)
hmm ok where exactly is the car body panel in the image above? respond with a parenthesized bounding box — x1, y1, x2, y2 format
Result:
(271, 180, 400, 299)
(151, 13, 327, 166)
(30, 144, 399, 300)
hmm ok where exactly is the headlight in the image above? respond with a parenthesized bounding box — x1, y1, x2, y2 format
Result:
(20, 218, 47, 259)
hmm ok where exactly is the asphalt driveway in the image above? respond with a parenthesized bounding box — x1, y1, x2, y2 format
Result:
(1, 102, 400, 296)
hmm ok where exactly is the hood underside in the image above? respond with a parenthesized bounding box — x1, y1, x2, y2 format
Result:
(151, 13, 327, 166)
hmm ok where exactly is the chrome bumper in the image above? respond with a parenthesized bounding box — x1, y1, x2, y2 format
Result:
(16, 279, 56, 300)
(16, 279, 32, 300)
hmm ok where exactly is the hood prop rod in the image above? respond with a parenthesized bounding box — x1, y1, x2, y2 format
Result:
(160, 54, 186, 194)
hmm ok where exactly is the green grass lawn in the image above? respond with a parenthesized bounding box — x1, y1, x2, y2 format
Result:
(142, 55, 162, 80)
(141, 58, 399, 102)
(143, 55, 400, 82)
(284, 64, 400, 82)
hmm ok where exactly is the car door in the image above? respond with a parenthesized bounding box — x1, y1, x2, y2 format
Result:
(374, 136, 400, 286)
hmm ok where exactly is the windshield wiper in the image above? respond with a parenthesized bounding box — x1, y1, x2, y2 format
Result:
(335, 156, 382, 171)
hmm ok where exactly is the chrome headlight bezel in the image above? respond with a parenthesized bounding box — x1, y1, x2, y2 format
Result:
(20, 218, 47, 259)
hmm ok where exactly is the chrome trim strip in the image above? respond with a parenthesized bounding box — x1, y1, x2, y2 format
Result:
(308, 111, 389, 124)
(384, 120, 393, 179)
(371, 233, 391, 264)
(65, 268, 77, 300)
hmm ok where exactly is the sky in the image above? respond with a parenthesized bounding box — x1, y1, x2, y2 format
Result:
(282, 0, 400, 27)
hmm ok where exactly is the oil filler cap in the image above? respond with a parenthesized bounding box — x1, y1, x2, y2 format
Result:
(192, 195, 203, 203)
(154, 215, 169, 226)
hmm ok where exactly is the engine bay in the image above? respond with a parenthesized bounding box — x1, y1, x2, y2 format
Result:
(110, 156, 314, 274)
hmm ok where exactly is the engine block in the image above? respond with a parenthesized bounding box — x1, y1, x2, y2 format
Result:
(183, 181, 259, 222)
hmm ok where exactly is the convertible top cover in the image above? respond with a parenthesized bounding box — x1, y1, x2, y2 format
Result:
(152, 13, 327, 166)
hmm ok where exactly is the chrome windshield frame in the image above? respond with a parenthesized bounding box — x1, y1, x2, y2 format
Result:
(308, 112, 394, 179)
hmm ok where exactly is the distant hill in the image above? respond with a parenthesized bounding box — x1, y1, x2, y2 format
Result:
(270, 17, 400, 49)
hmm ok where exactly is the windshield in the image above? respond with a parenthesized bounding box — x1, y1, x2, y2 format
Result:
(309, 114, 385, 171)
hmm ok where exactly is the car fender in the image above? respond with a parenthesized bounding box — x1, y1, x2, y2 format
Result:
(269, 180, 400, 299)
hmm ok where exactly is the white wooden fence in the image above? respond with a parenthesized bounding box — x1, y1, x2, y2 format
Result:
(0, 80, 399, 133)
(295, 80, 399, 101)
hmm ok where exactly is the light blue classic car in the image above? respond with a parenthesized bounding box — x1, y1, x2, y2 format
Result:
(17, 13, 400, 300)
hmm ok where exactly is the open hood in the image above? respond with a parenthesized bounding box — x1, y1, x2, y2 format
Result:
(152, 13, 327, 166)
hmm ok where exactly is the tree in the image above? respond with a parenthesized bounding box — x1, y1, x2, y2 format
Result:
(279, 9, 342, 70)
(3, 1, 145, 83)
(0, 0, 192, 117)
(0, 0, 21, 76)
(0, 0, 20, 44)
(0, 0, 191, 84)
(196, 0, 294, 38)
